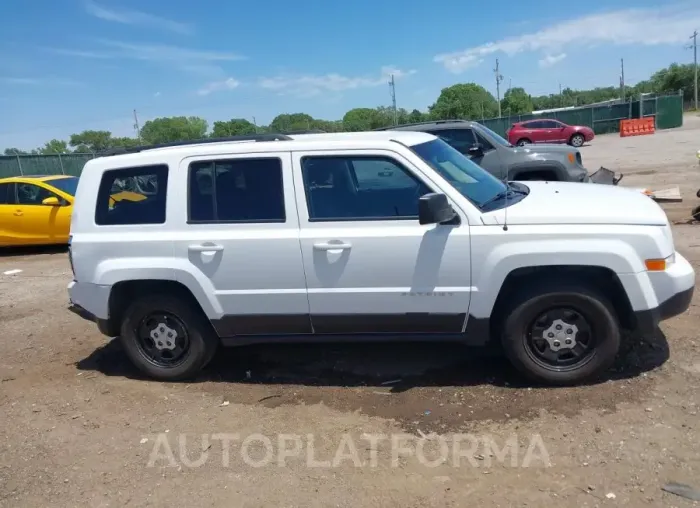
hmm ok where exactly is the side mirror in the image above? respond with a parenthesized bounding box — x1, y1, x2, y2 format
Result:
(467, 143, 484, 156)
(42, 196, 61, 206)
(418, 193, 459, 225)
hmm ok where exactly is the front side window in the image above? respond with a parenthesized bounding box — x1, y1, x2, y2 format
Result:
(16, 183, 58, 205)
(301, 155, 432, 221)
(411, 138, 507, 208)
(95, 165, 168, 225)
(188, 158, 285, 223)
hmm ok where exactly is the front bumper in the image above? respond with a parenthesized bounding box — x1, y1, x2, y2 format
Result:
(633, 286, 694, 333)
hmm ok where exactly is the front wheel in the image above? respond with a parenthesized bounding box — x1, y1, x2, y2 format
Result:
(500, 285, 620, 386)
(516, 138, 531, 147)
(119, 294, 219, 381)
(569, 134, 585, 147)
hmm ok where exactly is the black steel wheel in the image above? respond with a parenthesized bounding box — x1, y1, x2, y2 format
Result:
(525, 307, 595, 372)
(120, 294, 218, 381)
(500, 283, 620, 386)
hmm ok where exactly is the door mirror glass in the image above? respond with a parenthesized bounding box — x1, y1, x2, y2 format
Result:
(42, 196, 61, 206)
(418, 193, 458, 225)
(467, 143, 484, 156)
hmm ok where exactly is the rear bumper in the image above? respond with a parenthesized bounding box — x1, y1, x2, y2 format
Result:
(68, 280, 116, 337)
(68, 302, 116, 336)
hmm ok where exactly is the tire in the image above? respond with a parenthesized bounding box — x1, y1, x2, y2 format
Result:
(119, 294, 219, 381)
(569, 134, 585, 147)
(516, 138, 531, 146)
(500, 283, 620, 386)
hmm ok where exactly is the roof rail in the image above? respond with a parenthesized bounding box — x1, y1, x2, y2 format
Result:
(99, 133, 293, 156)
(373, 119, 469, 131)
(283, 129, 327, 134)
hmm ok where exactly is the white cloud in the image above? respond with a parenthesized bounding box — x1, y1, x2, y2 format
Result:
(84, 0, 192, 35)
(434, 5, 700, 73)
(196, 78, 240, 96)
(47, 40, 246, 77)
(539, 53, 567, 68)
(258, 66, 416, 97)
(154, 91, 161, 97)
(0, 77, 83, 87)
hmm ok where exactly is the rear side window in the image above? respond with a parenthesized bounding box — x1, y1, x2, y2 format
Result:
(95, 164, 168, 226)
(188, 158, 285, 223)
(0, 182, 14, 204)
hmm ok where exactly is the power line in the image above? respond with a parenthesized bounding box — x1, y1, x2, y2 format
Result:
(494, 59, 503, 117)
(388, 74, 397, 126)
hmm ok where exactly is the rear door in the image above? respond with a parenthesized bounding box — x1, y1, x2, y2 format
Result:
(173, 152, 311, 337)
(291, 149, 472, 335)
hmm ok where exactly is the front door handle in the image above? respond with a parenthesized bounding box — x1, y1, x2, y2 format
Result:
(13, 210, 22, 216)
(313, 241, 352, 251)
(188, 243, 224, 253)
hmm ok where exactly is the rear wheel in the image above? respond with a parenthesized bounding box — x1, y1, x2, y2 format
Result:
(569, 133, 585, 147)
(119, 294, 219, 381)
(500, 284, 620, 386)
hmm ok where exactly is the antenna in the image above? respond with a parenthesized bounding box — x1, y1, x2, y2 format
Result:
(133, 109, 141, 143)
(388, 74, 398, 126)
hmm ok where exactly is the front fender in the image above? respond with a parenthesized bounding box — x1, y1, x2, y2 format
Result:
(470, 238, 648, 318)
(93, 257, 222, 318)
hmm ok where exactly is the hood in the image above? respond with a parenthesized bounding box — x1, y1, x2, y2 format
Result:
(481, 181, 668, 226)
(511, 144, 578, 155)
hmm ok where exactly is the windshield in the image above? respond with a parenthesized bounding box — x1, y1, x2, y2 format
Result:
(475, 124, 512, 147)
(411, 138, 507, 207)
(48, 176, 79, 196)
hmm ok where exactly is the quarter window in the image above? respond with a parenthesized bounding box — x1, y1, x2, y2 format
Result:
(95, 165, 168, 225)
(0, 182, 14, 204)
(188, 158, 285, 223)
(301, 155, 432, 221)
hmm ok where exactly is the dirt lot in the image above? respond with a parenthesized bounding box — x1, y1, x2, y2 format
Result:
(2, 117, 700, 507)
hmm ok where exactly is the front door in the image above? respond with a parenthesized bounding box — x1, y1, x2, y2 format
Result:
(173, 152, 311, 337)
(14, 182, 72, 244)
(0, 182, 18, 245)
(291, 149, 472, 335)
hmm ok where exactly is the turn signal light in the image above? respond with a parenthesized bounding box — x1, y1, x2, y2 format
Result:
(567, 153, 575, 163)
(645, 258, 666, 271)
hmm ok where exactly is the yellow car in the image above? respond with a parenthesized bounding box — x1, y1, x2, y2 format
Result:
(0, 174, 147, 247)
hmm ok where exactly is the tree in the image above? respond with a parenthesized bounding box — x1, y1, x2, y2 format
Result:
(650, 63, 696, 101)
(139, 116, 208, 145)
(69, 130, 114, 152)
(4, 148, 27, 155)
(408, 109, 426, 123)
(342, 108, 379, 131)
(211, 118, 257, 138)
(39, 139, 69, 154)
(429, 83, 499, 120)
(500, 87, 533, 115)
(269, 113, 315, 132)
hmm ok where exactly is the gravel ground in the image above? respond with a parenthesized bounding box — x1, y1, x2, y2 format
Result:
(2, 117, 700, 507)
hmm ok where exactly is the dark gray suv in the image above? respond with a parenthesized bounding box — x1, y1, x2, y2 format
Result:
(375, 120, 618, 184)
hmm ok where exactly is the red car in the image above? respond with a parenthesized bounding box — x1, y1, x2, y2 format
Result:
(506, 119, 595, 148)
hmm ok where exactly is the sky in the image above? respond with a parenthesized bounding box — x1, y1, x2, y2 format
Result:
(1, 0, 699, 150)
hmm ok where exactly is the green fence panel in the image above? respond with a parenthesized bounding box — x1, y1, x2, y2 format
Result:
(0, 153, 94, 178)
(656, 95, 683, 129)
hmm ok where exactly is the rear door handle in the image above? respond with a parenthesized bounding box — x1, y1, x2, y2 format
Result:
(13, 211, 22, 216)
(313, 241, 352, 251)
(188, 243, 224, 253)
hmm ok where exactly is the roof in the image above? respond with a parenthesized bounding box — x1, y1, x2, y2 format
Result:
(0, 174, 76, 183)
(87, 131, 437, 169)
(374, 119, 477, 131)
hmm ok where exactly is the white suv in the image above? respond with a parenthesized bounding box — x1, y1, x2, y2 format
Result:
(67, 131, 695, 385)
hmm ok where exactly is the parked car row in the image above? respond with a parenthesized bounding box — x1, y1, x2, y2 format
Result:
(64, 131, 693, 387)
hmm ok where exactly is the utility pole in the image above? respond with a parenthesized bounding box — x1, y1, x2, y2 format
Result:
(559, 83, 563, 107)
(691, 31, 698, 110)
(620, 58, 625, 101)
(494, 59, 503, 117)
(133, 109, 141, 143)
(388, 74, 398, 125)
